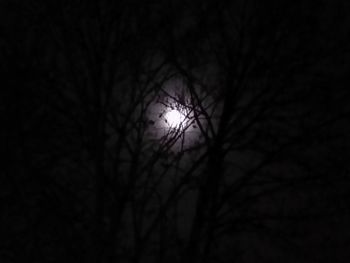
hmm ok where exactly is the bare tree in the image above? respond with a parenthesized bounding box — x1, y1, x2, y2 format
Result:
(2, 0, 350, 263)
(165, 1, 350, 262)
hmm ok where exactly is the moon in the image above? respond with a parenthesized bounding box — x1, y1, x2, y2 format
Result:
(165, 109, 186, 128)
(145, 81, 210, 150)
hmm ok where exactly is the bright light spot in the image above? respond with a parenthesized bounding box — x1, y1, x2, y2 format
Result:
(165, 109, 185, 128)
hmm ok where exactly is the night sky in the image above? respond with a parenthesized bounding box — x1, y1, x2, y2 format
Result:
(2, 0, 350, 262)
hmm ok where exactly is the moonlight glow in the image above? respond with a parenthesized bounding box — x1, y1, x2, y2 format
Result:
(165, 109, 186, 128)
(146, 80, 212, 150)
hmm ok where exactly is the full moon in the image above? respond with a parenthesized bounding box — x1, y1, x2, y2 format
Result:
(165, 109, 186, 128)
(146, 81, 211, 149)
